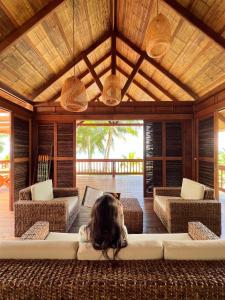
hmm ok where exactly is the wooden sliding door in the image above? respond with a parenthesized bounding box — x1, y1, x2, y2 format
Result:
(12, 115, 31, 207)
(196, 115, 214, 188)
(36, 121, 76, 187)
(144, 120, 192, 197)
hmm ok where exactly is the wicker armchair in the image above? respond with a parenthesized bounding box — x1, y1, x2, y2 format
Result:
(14, 186, 80, 237)
(153, 187, 221, 236)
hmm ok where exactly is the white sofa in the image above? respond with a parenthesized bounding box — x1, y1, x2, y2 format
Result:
(1, 221, 222, 261)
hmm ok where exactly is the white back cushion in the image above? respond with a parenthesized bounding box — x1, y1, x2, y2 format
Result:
(0, 240, 78, 259)
(164, 240, 225, 260)
(77, 240, 163, 260)
(31, 179, 53, 201)
(181, 178, 205, 200)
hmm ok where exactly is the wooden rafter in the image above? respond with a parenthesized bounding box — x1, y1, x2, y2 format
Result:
(116, 51, 179, 101)
(0, 81, 33, 105)
(83, 55, 103, 91)
(33, 31, 111, 99)
(121, 55, 145, 98)
(117, 66, 160, 101)
(89, 93, 101, 102)
(0, 0, 65, 54)
(116, 31, 198, 100)
(126, 93, 138, 102)
(111, 0, 117, 74)
(164, 0, 225, 50)
(111, 32, 116, 74)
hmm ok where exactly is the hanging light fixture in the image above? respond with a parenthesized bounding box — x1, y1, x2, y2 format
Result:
(146, 0, 171, 59)
(61, 0, 88, 112)
(102, 74, 122, 106)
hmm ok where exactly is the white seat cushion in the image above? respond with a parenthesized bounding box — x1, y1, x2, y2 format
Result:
(31, 179, 53, 201)
(155, 195, 182, 213)
(77, 240, 163, 260)
(128, 233, 192, 242)
(164, 240, 225, 260)
(181, 178, 205, 200)
(0, 240, 77, 259)
(46, 232, 79, 241)
(55, 196, 79, 214)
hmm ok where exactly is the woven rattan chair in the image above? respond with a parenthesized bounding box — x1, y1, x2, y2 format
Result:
(153, 186, 221, 236)
(14, 186, 80, 237)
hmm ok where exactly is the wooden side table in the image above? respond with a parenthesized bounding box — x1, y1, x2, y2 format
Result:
(121, 198, 143, 233)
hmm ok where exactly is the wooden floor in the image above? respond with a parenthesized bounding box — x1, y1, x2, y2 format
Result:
(0, 175, 225, 238)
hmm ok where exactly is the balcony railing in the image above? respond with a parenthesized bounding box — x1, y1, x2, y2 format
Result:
(76, 159, 143, 177)
(219, 165, 225, 192)
(0, 160, 10, 188)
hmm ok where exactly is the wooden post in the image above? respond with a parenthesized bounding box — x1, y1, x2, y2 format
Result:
(112, 161, 116, 178)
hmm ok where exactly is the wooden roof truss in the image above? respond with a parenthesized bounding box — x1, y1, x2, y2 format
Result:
(0, 0, 224, 107)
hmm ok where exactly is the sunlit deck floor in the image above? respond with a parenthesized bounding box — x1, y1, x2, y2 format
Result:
(0, 176, 225, 238)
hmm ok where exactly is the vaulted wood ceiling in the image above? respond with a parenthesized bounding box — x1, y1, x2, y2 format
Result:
(0, 0, 224, 109)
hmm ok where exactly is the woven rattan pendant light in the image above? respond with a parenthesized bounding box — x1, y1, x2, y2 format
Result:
(61, 0, 88, 112)
(146, 0, 171, 59)
(102, 74, 122, 106)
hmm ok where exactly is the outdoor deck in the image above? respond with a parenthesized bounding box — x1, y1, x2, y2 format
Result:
(0, 175, 225, 238)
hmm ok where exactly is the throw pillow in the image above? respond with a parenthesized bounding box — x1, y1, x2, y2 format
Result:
(31, 179, 54, 201)
(181, 178, 205, 200)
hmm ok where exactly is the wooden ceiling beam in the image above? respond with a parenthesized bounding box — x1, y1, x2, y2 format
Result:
(85, 66, 111, 89)
(89, 93, 101, 103)
(121, 55, 145, 98)
(126, 93, 138, 102)
(163, 0, 225, 50)
(117, 66, 160, 101)
(33, 31, 111, 99)
(0, 0, 65, 54)
(111, 32, 116, 74)
(116, 51, 179, 101)
(0, 81, 33, 106)
(83, 55, 103, 91)
(116, 31, 198, 100)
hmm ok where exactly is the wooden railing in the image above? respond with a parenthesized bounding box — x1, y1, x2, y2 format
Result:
(76, 159, 143, 177)
(219, 165, 225, 192)
(0, 160, 10, 188)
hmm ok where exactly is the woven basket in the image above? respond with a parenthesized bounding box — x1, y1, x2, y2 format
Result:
(146, 13, 171, 58)
(102, 74, 121, 106)
(61, 76, 88, 112)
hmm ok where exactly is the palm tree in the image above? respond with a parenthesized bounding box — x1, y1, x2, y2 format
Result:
(76, 126, 105, 159)
(103, 126, 138, 159)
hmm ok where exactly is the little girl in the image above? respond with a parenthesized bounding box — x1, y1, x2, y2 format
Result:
(79, 193, 128, 259)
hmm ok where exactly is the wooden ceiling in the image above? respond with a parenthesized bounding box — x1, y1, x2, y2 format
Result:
(0, 0, 224, 109)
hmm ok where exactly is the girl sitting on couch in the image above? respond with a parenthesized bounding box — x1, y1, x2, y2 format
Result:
(79, 194, 128, 259)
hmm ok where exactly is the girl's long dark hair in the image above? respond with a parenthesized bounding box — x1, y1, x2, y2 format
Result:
(86, 194, 127, 260)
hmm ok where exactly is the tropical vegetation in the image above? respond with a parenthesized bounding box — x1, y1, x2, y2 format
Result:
(76, 121, 140, 159)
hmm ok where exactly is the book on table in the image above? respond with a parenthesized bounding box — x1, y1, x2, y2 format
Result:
(82, 186, 120, 208)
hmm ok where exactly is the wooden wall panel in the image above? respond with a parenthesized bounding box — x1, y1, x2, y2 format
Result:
(14, 117, 29, 158)
(14, 162, 29, 201)
(36, 121, 76, 187)
(38, 123, 54, 155)
(145, 160, 163, 195)
(166, 160, 182, 186)
(199, 161, 214, 188)
(144, 120, 192, 196)
(199, 117, 214, 158)
(197, 115, 214, 188)
(57, 123, 74, 157)
(166, 122, 182, 157)
(57, 160, 74, 187)
(13, 117, 30, 202)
